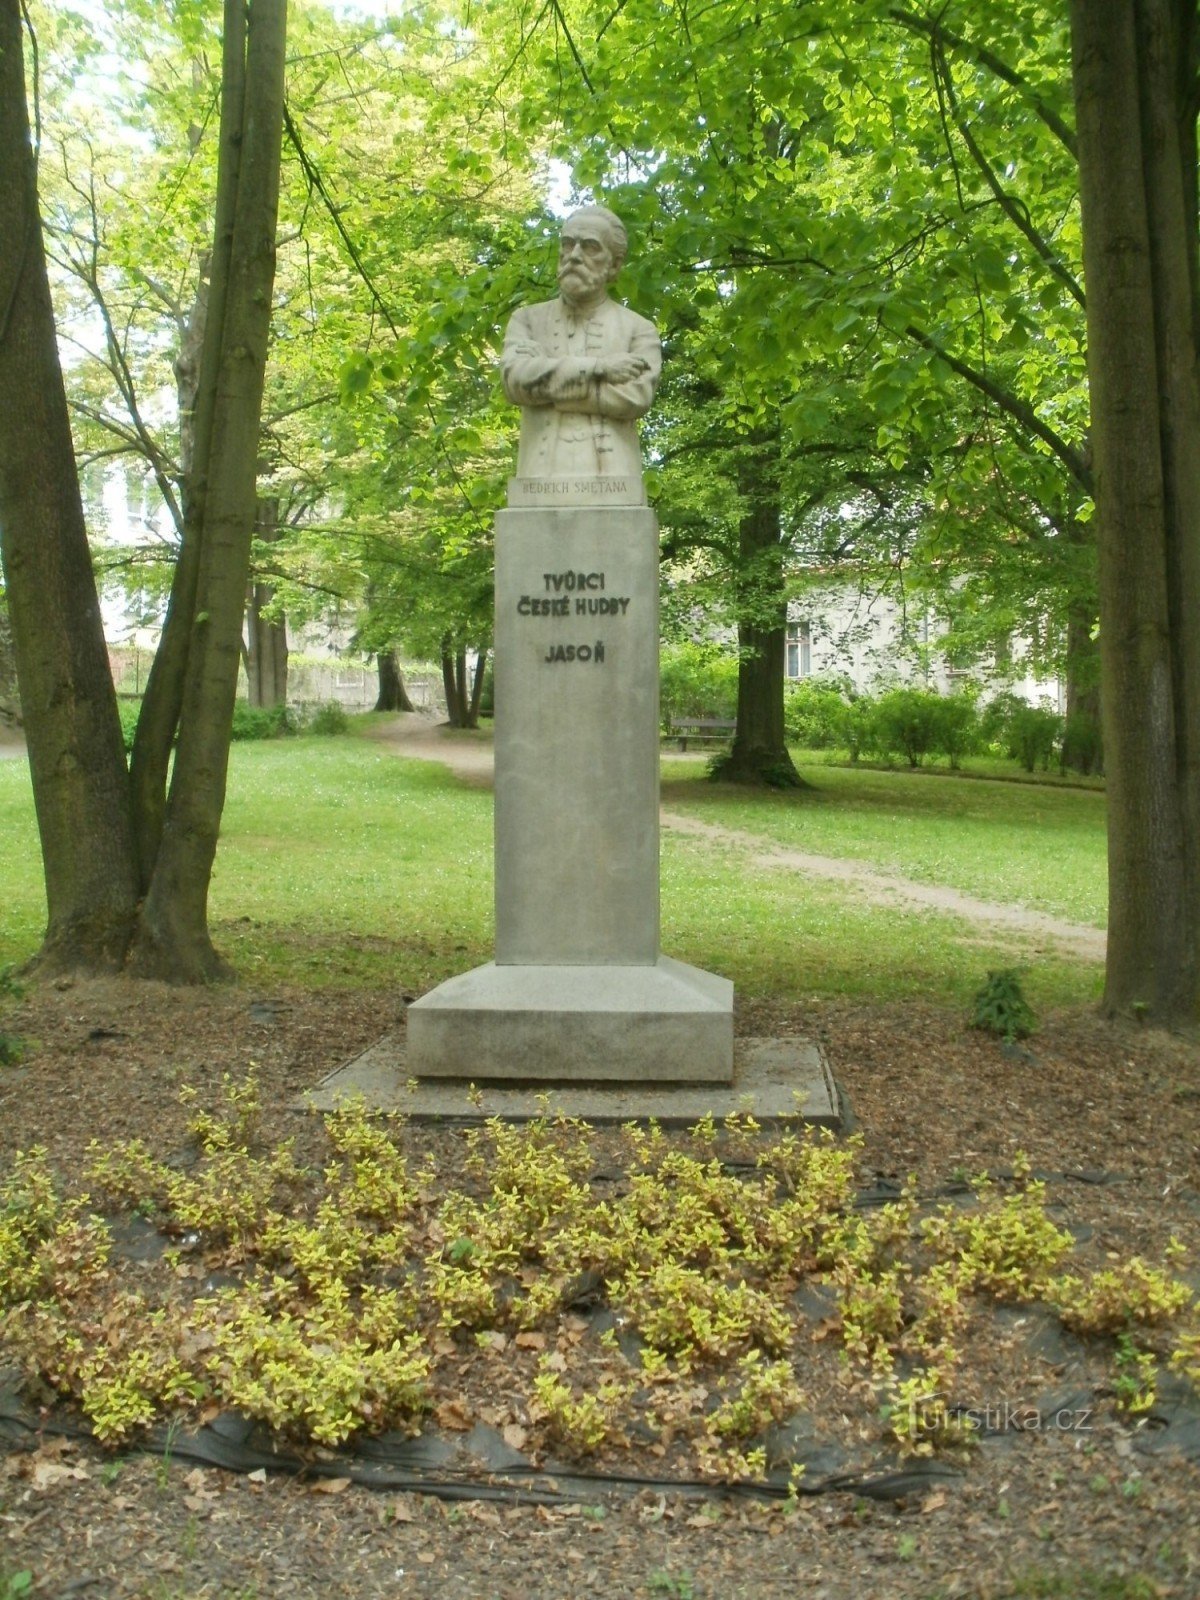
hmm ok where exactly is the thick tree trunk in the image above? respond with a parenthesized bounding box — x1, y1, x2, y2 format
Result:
(1070, 0, 1200, 1022)
(0, 0, 139, 970)
(132, 0, 288, 981)
(375, 650, 415, 713)
(711, 470, 803, 788)
(245, 498, 288, 708)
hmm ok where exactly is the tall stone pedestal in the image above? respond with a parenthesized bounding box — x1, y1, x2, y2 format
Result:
(406, 500, 733, 1084)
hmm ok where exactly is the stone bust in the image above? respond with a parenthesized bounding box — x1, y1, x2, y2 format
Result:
(500, 206, 661, 500)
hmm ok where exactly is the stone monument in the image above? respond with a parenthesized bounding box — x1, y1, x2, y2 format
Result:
(406, 206, 734, 1083)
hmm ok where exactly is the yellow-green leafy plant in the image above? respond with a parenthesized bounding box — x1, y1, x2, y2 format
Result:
(1109, 1334, 1158, 1415)
(1053, 1257, 1194, 1336)
(179, 1066, 263, 1152)
(920, 1177, 1073, 1300)
(195, 1277, 430, 1446)
(882, 1367, 971, 1457)
(706, 1349, 804, 1442)
(530, 1357, 634, 1453)
(613, 1262, 792, 1362)
(1170, 1327, 1200, 1386)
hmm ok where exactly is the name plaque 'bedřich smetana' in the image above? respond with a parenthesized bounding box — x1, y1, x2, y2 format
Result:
(406, 206, 733, 1084)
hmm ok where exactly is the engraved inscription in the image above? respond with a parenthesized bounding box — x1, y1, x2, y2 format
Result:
(543, 642, 606, 664)
(517, 569, 629, 630)
(516, 477, 631, 497)
(543, 571, 606, 591)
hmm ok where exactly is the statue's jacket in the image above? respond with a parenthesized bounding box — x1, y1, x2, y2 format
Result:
(500, 295, 661, 482)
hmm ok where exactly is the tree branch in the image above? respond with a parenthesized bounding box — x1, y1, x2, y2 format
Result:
(931, 39, 1084, 307)
(903, 322, 1091, 491)
(889, 6, 1078, 156)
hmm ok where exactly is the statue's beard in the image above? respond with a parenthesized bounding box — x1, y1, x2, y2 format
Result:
(558, 264, 602, 302)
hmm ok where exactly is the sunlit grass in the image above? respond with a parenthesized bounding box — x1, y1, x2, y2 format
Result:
(661, 756, 1108, 927)
(0, 737, 1104, 1006)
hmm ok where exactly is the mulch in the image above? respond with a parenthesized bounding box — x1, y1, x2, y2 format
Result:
(1, 975, 1199, 1599)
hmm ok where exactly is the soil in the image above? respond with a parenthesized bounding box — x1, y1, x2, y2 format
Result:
(1, 720, 1199, 1598)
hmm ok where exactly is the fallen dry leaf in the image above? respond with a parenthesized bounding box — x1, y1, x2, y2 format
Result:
(435, 1399, 472, 1431)
(310, 1477, 352, 1495)
(31, 1461, 90, 1490)
(502, 1423, 528, 1451)
(514, 1331, 547, 1351)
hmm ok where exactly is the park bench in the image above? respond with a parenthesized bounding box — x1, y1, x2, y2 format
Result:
(666, 716, 736, 751)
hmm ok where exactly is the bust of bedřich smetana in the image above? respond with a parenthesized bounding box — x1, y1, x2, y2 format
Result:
(500, 205, 662, 505)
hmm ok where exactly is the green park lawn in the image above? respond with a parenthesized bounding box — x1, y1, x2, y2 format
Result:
(0, 735, 1106, 1010)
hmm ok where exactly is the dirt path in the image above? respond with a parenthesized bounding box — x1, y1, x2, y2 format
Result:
(362, 715, 1106, 962)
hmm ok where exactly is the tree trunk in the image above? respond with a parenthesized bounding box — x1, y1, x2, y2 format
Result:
(0, 0, 139, 970)
(375, 650, 416, 712)
(245, 497, 288, 707)
(131, 0, 288, 981)
(128, 113, 239, 894)
(467, 648, 488, 728)
(1069, 0, 1200, 1022)
(711, 455, 803, 788)
(441, 638, 474, 727)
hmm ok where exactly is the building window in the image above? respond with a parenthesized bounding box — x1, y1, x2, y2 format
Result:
(786, 621, 811, 679)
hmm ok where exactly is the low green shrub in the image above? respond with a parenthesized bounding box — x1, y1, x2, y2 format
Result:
(970, 969, 1036, 1041)
(1061, 711, 1103, 776)
(840, 695, 877, 763)
(871, 687, 944, 767)
(981, 694, 1063, 772)
(1006, 705, 1063, 773)
(783, 678, 850, 749)
(116, 699, 140, 752)
(300, 702, 350, 737)
(929, 692, 981, 769)
(231, 702, 292, 741)
(659, 641, 738, 728)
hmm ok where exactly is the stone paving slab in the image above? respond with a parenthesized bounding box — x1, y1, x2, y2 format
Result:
(303, 1033, 845, 1127)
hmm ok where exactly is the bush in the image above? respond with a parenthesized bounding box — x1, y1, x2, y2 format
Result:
(840, 695, 877, 764)
(1005, 705, 1063, 772)
(871, 687, 944, 767)
(231, 702, 292, 741)
(1060, 710, 1103, 775)
(300, 702, 350, 737)
(116, 699, 141, 752)
(980, 694, 1065, 772)
(783, 679, 850, 749)
(929, 693, 981, 769)
(659, 642, 738, 728)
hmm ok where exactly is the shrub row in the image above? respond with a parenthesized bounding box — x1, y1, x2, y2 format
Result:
(116, 699, 349, 752)
(784, 681, 1100, 773)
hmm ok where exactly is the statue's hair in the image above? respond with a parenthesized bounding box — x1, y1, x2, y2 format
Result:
(564, 205, 628, 271)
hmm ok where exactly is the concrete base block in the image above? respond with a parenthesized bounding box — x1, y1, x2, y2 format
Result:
(405, 955, 734, 1083)
(304, 1035, 843, 1127)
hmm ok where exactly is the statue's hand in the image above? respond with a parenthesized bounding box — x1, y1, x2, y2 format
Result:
(596, 354, 651, 384)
